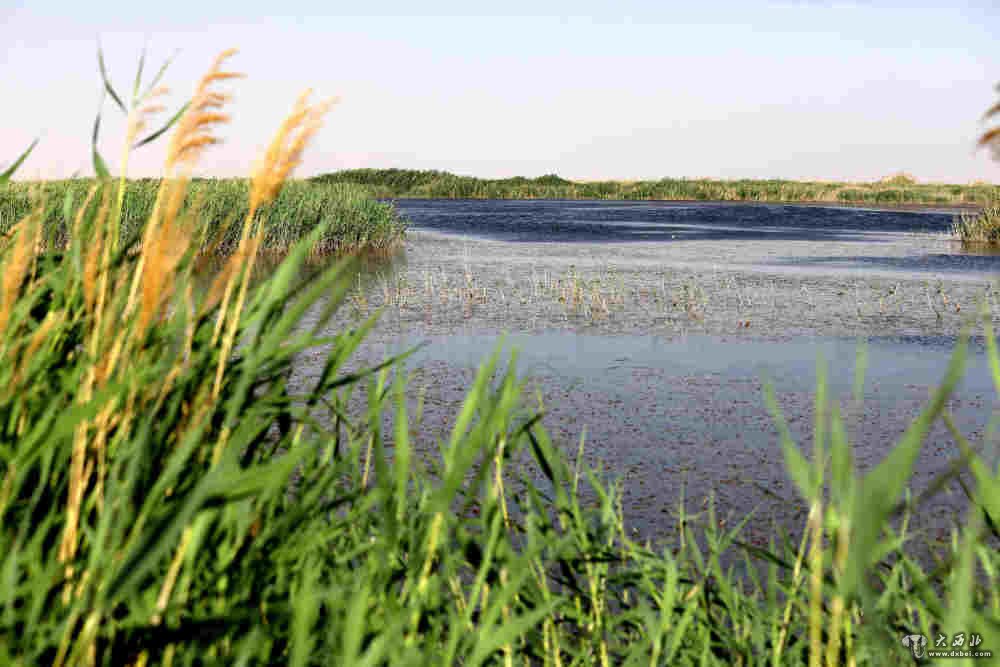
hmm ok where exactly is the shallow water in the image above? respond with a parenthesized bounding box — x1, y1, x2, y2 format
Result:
(347, 331, 995, 541)
(393, 199, 999, 278)
(297, 200, 1000, 543)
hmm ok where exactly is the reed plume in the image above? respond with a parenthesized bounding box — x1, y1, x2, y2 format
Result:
(126, 85, 170, 146)
(978, 83, 1000, 161)
(211, 89, 336, 397)
(126, 50, 241, 327)
(248, 90, 338, 223)
(165, 49, 242, 172)
(0, 209, 40, 332)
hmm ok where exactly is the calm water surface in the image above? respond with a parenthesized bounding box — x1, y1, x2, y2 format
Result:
(393, 199, 1000, 278)
(309, 200, 1000, 541)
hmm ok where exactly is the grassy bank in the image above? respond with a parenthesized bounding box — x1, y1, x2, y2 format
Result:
(313, 168, 1000, 205)
(0, 178, 407, 255)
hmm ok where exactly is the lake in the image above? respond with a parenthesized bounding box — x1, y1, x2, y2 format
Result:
(296, 199, 1000, 544)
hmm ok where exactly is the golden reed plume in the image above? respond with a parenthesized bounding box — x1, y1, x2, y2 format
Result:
(60, 50, 243, 581)
(165, 49, 242, 171)
(211, 89, 336, 396)
(248, 90, 338, 218)
(0, 210, 40, 333)
(126, 85, 171, 146)
(979, 83, 1000, 161)
(126, 50, 241, 336)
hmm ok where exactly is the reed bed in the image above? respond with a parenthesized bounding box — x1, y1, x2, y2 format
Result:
(314, 168, 1000, 205)
(953, 205, 1000, 246)
(951, 87, 1000, 246)
(0, 51, 998, 666)
(0, 178, 407, 256)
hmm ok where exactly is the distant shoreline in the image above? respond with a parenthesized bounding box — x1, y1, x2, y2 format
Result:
(311, 168, 999, 207)
(382, 195, 980, 214)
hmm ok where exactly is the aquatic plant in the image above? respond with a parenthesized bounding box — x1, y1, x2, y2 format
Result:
(951, 87, 1000, 246)
(953, 205, 1000, 246)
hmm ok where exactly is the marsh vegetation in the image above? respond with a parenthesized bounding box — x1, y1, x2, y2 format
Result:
(314, 167, 999, 206)
(0, 178, 407, 256)
(953, 205, 1000, 247)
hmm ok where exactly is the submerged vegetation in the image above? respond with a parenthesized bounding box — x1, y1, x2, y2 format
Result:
(1, 50, 999, 666)
(314, 167, 999, 205)
(0, 178, 407, 256)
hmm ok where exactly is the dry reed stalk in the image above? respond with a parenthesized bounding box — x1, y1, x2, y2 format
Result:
(210, 90, 335, 400)
(0, 210, 41, 333)
(12, 313, 58, 386)
(88, 189, 114, 358)
(125, 50, 240, 320)
(112, 85, 173, 252)
(165, 50, 241, 173)
(145, 54, 338, 628)
(980, 85, 1000, 160)
(126, 86, 171, 147)
(137, 186, 192, 337)
(59, 49, 242, 578)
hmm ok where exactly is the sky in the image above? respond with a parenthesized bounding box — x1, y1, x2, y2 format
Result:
(2, 0, 998, 183)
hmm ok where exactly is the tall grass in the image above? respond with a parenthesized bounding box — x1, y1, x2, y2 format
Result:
(953, 205, 1000, 246)
(314, 168, 1000, 205)
(953, 87, 1000, 246)
(1, 51, 999, 666)
(0, 178, 406, 256)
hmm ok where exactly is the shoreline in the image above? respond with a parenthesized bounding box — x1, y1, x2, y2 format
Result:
(383, 195, 981, 214)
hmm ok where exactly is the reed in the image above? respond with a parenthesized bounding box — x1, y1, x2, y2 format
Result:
(313, 168, 1000, 205)
(952, 205, 1000, 245)
(0, 178, 407, 256)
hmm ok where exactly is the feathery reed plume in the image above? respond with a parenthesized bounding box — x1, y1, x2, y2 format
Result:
(248, 90, 338, 222)
(126, 86, 170, 146)
(0, 211, 41, 332)
(137, 198, 191, 336)
(125, 50, 240, 326)
(211, 90, 336, 399)
(82, 218, 105, 315)
(165, 49, 242, 172)
(979, 83, 1000, 161)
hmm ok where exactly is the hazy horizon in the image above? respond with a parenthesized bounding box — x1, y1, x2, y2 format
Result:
(3, 0, 998, 184)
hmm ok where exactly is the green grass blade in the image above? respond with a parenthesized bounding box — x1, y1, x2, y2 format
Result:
(763, 380, 815, 499)
(0, 139, 38, 184)
(842, 335, 967, 604)
(92, 108, 111, 179)
(132, 44, 147, 102)
(133, 102, 188, 149)
(97, 43, 127, 113)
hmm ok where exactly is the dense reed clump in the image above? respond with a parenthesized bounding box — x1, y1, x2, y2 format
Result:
(1, 51, 998, 666)
(314, 168, 1000, 205)
(953, 205, 1000, 245)
(0, 178, 406, 256)
(952, 87, 1000, 246)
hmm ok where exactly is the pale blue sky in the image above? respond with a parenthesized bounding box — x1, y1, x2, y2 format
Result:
(3, 1, 998, 182)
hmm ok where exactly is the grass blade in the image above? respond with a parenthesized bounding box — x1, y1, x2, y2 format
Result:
(0, 139, 38, 184)
(97, 43, 127, 113)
